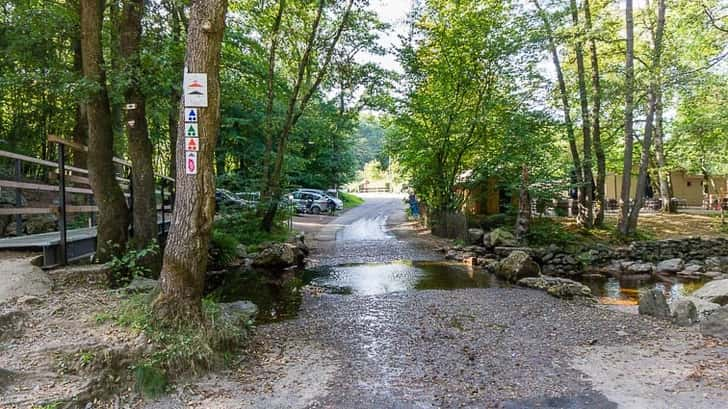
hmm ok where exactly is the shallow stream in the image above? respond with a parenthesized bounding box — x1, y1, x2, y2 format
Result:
(210, 261, 706, 323)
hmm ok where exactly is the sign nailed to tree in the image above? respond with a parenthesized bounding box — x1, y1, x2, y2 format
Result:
(186, 123, 199, 137)
(185, 137, 199, 152)
(183, 73, 208, 107)
(184, 108, 199, 123)
(185, 151, 198, 175)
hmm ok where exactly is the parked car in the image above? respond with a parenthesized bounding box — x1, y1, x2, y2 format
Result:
(291, 191, 331, 214)
(294, 188, 343, 210)
(215, 189, 253, 210)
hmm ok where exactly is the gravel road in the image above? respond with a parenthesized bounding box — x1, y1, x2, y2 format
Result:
(148, 194, 728, 409)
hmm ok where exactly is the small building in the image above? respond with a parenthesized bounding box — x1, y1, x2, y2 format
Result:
(604, 170, 728, 207)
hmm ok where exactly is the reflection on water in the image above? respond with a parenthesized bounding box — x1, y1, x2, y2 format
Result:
(313, 260, 507, 295)
(580, 274, 706, 305)
(210, 261, 508, 323)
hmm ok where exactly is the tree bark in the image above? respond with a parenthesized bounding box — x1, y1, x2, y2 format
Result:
(70, 0, 88, 170)
(80, 0, 130, 261)
(261, 0, 286, 204)
(626, 0, 666, 232)
(72, 34, 88, 169)
(570, 0, 594, 228)
(653, 54, 673, 213)
(165, 0, 185, 179)
(154, 0, 228, 323)
(120, 0, 159, 270)
(532, 0, 583, 205)
(515, 165, 531, 242)
(618, 0, 635, 236)
(584, 0, 606, 226)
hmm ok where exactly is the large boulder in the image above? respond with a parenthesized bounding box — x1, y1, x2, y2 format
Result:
(483, 228, 516, 249)
(700, 305, 728, 340)
(467, 228, 485, 245)
(220, 300, 258, 327)
(252, 243, 303, 268)
(638, 289, 670, 319)
(124, 276, 158, 293)
(626, 262, 655, 275)
(496, 251, 540, 282)
(517, 276, 593, 299)
(656, 258, 684, 274)
(671, 299, 698, 327)
(683, 296, 722, 321)
(691, 279, 728, 305)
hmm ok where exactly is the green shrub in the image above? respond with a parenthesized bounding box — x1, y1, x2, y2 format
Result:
(106, 240, 160, 286)
(479, 213, 513, 231)
(526, 218, 580, 247)
(214, 208, 289, 251)
(209, 230, 239, 268)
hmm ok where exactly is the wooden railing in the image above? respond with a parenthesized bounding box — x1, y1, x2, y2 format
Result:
(0, 135, 174, 264)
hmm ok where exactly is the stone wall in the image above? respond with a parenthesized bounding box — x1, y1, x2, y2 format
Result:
(628, 237, 728, 262)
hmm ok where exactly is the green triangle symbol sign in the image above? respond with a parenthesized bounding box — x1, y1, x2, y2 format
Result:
(187, 125, 196, 136)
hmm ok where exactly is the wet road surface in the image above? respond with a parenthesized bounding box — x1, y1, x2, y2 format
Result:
(149, 194, 728, 409)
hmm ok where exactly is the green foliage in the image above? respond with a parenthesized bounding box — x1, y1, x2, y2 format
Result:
(209, 230, 239, 269)
(133, 363, 167, 398)
(110, 294, 246, 396)
(213, 208, 289, 252)
(106, 240, 160, 285)
(339, 192, 364, 209)
(526, 218, 583, 247)
(388, 0, 563, 214)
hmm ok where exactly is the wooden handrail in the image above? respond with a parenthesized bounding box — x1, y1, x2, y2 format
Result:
(0, 150, 89, 175)
(48, 135, 133, 168)
(47, 135, 176, 183)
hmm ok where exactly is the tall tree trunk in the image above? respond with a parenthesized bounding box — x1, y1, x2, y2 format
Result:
(584, 0, 606, 226)
(72, 33, 88, 169)
(120, 0, 159, 270)
(653, 71, 673, 212)
(154, 0, 228, 322)
(166, 0, 185, 179)
(261, 0, 286, 204)
(570, 0, 594, 228)
(626, 0, 666, 232)
(533, 0, 583, 205)
(515, 165, 531, 242)
(108, 0, 124, 149)
(80, 0, 130, 260)
(618, 0, 636, 236)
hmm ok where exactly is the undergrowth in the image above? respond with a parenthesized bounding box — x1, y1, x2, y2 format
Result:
(214, 208, 290, 252)
(106, 240, 160, 286)
(99, 294, 246, 397)
(526, 217, 657, 248)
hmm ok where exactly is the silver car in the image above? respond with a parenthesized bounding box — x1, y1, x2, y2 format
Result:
(295, 189, 343, 210)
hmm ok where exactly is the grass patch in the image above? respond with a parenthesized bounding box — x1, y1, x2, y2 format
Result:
(340, 192, 365, 209)
(106, 294, 246, 398)
(526, 217, 657, 248)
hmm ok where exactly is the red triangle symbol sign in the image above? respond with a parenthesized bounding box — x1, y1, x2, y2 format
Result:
(188, 139, 197, 149)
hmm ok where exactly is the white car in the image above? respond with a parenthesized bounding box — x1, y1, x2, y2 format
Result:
(295, 189, 343, 210)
